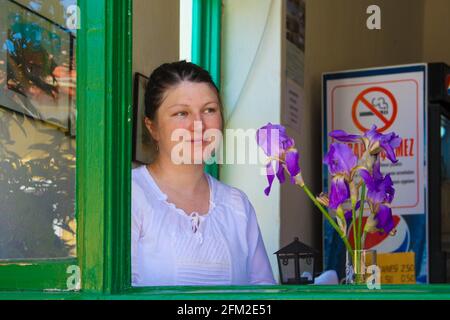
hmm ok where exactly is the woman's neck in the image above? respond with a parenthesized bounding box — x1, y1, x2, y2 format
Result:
(147, 155, 206, 194)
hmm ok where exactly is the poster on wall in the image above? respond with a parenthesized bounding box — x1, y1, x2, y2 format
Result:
(284, 0, 305, 133)
(322, 64, 428, 283)
(0, 0, 76, 133)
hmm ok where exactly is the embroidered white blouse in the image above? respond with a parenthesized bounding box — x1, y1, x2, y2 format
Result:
(131, 165, 276, 286)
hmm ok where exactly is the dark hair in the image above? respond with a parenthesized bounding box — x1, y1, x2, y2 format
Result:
(144, 60, 222, 121)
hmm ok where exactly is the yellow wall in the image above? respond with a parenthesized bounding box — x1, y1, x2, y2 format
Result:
(133, 0, 180, 77)
(132, 0, 180, 167)
(423, 0, 450, 65)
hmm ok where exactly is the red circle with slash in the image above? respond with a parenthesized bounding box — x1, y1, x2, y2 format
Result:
(351, 86, 398, 132)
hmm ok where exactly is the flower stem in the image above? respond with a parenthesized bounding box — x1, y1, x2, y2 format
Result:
(351, 205, 358, 250)
(351, 204, 359, 275)
(358, 183, 366, 249)
(362, 231, 367, 250)
(300, 184, 353, 254)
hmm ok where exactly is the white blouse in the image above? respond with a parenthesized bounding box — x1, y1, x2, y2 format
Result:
(131, 165, 276, 286)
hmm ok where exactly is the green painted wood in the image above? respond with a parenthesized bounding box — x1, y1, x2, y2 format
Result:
(0, 259, 76, 291)
(77, 0, 132, 294)
(0, 0, 135, 294)
(192, 0, 222, 179)
(4, 0, 135, 294)
(104, 0, 133, 295)
(0, 0, 96, 291)
(76, 0, 107, 293)
(1, 285, 450, 300)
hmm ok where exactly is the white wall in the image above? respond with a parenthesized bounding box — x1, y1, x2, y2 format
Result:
(221, 0, 282, 281)
(179, 0, 193, 62)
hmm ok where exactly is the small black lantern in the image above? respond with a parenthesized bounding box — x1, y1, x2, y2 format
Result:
(274, 237, 318, 284)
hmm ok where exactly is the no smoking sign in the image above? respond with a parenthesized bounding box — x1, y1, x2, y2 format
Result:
(352, 86, 398, 132)
(325, 65, 426, 216)
(324, 64, 428, 283)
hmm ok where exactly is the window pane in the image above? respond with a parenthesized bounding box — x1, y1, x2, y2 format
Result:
(0, 0, 77, 259)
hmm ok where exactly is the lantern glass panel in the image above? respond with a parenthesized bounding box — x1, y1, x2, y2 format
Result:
(278, 253, 296, 284)
(299, 254, 314, 282)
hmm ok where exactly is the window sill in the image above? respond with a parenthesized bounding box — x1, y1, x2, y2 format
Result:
(1, 284, 450, 300)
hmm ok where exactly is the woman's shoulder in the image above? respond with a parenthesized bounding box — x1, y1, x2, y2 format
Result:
(132, 166, 147, 194)
(131, 165, 162, 206)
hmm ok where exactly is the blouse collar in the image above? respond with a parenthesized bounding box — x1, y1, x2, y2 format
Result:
(141, 165, 216, 218)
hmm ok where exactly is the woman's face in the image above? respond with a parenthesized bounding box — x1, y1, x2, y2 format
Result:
(145, 81, 223, 165)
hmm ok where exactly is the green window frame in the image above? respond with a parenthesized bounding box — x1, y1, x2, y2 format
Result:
(0, 0, 133, 292)
(2, 0, 450, 299)
(0, 0, 221, 294)
(193, 0, 222, 179)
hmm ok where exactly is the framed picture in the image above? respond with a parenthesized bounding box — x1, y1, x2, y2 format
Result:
(133, 72, 154, 164)
(0, 0, 76, 134)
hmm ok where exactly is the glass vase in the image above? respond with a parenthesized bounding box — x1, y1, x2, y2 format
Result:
(345, 250, 377, 285)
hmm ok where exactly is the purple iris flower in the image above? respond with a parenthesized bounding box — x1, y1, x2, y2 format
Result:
(323, 143, 357, 209)
(359, 160, 395, 204)
(344, 202, 394, 235)
(329, 125, 401, 163)
(257, 123, 294, 158)
(257, 123, 301, 195)
(364, 125, 402, 163)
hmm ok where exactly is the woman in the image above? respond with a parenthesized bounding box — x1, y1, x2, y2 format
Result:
(132, 60, 275, 286)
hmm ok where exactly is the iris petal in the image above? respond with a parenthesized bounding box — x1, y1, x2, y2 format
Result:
(344, 200, 361, 224)
(362, 125, 401, 164)
(264, 161, 275, 196)
(329, 129, 361, 143)
(256, 123, 294, 157)
(276, 161, 285, 184)
(360, 160, 396, 205)
(364, 125, 380, 142)
(359, 168, 375, 189)
(380, 133, 402, 163)
(375, 204, 395, 234)
(329, 176, 350, 209)
(285, 149, 300, 177)
(384, 174, 395, 203)
(323, 143, 357, 176)
(257, 123, 303, 194)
